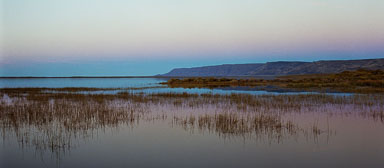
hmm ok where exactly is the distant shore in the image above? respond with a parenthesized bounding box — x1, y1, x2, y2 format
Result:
(161, 69, 384, 93)
(0, 76, 162, 78)
(0, 75, 277, 79)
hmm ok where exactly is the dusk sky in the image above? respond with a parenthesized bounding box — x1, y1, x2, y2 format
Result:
(1, 0, 384, 76)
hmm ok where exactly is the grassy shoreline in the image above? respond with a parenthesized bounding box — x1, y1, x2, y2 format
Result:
(161, 69, 384, 93)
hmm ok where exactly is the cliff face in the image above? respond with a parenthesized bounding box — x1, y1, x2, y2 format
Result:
(161, 58, 384, 76)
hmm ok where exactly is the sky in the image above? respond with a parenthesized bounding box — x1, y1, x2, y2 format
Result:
(0, 0, 383, 76)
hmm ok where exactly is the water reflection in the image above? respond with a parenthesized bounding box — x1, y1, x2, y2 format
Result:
(1, 90, 383, 163)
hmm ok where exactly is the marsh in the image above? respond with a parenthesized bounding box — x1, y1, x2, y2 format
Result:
(1, 78, 384, 168)
(3, 0, 384, 167)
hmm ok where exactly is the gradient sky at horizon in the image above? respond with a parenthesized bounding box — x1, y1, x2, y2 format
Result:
(1, 0, 384, 76)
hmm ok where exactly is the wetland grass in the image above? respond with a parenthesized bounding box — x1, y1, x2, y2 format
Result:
(173, 113, 299, 142)
(161, 69, 384, 93)
(1, 88, 383, 158)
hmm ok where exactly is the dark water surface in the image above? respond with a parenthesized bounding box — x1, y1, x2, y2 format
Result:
(1, 78, 383, 168)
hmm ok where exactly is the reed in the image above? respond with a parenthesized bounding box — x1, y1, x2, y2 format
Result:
(1, 88, 383, 159)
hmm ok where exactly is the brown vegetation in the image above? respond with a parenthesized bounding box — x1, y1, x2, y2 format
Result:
(161, 69, 384, 93)
(1, 89, 383, 159)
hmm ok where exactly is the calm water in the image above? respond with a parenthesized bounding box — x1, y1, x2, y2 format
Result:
(0, 78, 165, 88)
(2, 117, 384, 168)
(1, 78, 383, 168)
(0, 78, 350, 95)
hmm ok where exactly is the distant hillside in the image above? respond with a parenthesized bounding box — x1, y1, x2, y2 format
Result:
(161, 58, 384, 77)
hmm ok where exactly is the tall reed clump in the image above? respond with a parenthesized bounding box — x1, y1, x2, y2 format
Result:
(173, 113, 298, 142)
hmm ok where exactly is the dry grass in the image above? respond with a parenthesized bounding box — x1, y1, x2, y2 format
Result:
(161, 69, 384, 93)
(0, 88, 383, 158)
(173, 113, 298, 141)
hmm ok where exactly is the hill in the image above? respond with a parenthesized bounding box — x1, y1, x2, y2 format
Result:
(161, 58, 384, 76)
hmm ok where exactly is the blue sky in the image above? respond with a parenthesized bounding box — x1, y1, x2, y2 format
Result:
(1, 0, 383, 76)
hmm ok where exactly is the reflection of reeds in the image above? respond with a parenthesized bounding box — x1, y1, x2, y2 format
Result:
(0, 97, 148, 157)
(1, 89, 383, 159)
(173, 113, 298, 142)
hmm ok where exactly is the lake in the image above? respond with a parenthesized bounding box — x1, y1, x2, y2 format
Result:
(0, 78, 351, 95)
(1, 78, 383, 168)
